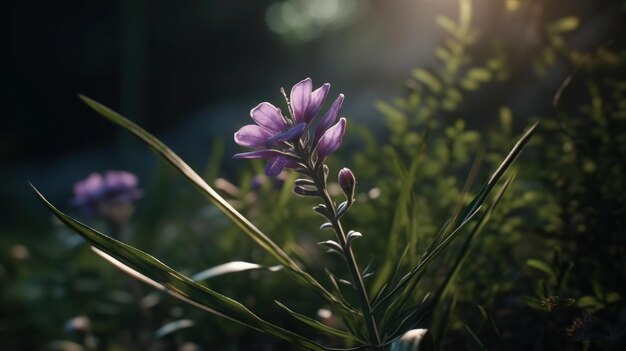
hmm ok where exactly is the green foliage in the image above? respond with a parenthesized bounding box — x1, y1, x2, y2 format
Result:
(31, 93, 534, 350)
(13, 0, 626, 350)
(356, 0, 626, 349)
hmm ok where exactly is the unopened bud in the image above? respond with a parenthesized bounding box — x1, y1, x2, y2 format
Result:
(338, 168, 356, 202)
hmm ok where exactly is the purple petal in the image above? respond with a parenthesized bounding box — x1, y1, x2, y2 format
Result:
(72, 173, 105, 205)
(250, 102, 285, 133)
(104, 171, 138, 190)
(234, 125, 274, 147)
(317, 117, 347, 161)
(290, 78, 312, 124)
(265, 156, 290, 176)
(73, 173, 103, 195)
(266, 122, 306, 146)
(305, 83, 330, 123)
(314, 94, 344, 143)
(233, 149, 284, 159)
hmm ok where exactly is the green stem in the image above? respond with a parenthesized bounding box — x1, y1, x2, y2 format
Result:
(311, 166, 383, 350)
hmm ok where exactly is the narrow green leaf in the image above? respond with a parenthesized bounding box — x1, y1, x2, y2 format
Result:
(384, 146, 408, 179)
(576, 296, 600, 308)
(547, 16, 579, 34)
(464, 324, 487, 351)
(371, 129, 429, 296)
(77, 95, 348, 313)
(381, 171, 509, 334)
(460, 78, 479, 91)
(154, 319, 195, 338)
(372, 209, 479, 312)
(373, 123, 538, 310)
(454, 122, 539, 228)
(436, 15, 458, 36)
(433, 175, 515, 303)
(412, 69, 443, 94)
(376, 101, 408, 133)
(526, 259, 556, 281)
(31, 185, 333, 351)
(499, 106, 513, 134)
(606, 292, 621, 304)
(466, 68, 492, 82)
(203, 138, 225, 183)
(275, 301, 365, 344)
(520, 296, 543, 310)
(192, 261, 282, 282)
(458, 0, 472, 33)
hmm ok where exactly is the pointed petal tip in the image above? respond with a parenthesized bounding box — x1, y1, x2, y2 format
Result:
(290, 78, 313, 123)
(317, 117, 347, 160)
(314, 95, 345, 142)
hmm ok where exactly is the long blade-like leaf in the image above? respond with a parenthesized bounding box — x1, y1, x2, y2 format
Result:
(373, 122, 538, 310)
(154, 319, 195, 338)
(192, 261, 282, 282)
(77, 95, 348, 312)
(31, 185, 337, 351)
(453, 122, 538, 228)
(434, 175, 515, 301)
(371, 129, 430, 297)
(384, 176, 516, 337)
(275, 301, 365, 343)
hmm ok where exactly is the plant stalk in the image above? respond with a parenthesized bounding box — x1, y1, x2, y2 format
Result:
(312, 169, 383, 351)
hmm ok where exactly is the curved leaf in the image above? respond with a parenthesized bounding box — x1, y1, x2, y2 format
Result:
(275, 301, 365, 344)
(77, 95, 349, 313)
(192, 261, 282, 282)
(154, 319, 195, 338)
(31, 185, 334, 351)
(373, 122, 538, 310)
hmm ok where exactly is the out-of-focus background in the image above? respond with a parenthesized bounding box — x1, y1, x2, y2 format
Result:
(2, 1, 625, 350)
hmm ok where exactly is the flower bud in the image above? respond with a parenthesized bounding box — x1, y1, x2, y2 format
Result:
(338, 168, 356, 202)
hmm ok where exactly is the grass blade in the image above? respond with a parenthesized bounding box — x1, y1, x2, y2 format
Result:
(192, 261, 283, 282)
(154, 319, 195, 338)
(275, 301, 366, 344)
(373, 122, 538, 310)
(32, 185, 334, 351)
(77, 95, 349, 313)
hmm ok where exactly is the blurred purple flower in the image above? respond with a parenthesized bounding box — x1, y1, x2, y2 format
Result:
(72, 171, 142, 216)
(234, 78, 346, 176)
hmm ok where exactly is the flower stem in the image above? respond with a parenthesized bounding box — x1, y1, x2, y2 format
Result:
(311, 168, 383, 351)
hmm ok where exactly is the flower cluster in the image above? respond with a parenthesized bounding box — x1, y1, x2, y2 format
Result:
(72, 171, 142, 213)
(234, 78, 346, 176)
(72, 171, 142, 219)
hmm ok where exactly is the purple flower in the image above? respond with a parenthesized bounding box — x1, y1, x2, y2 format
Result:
(234, 78, 346, 176)
(72, 171, 142, 216)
